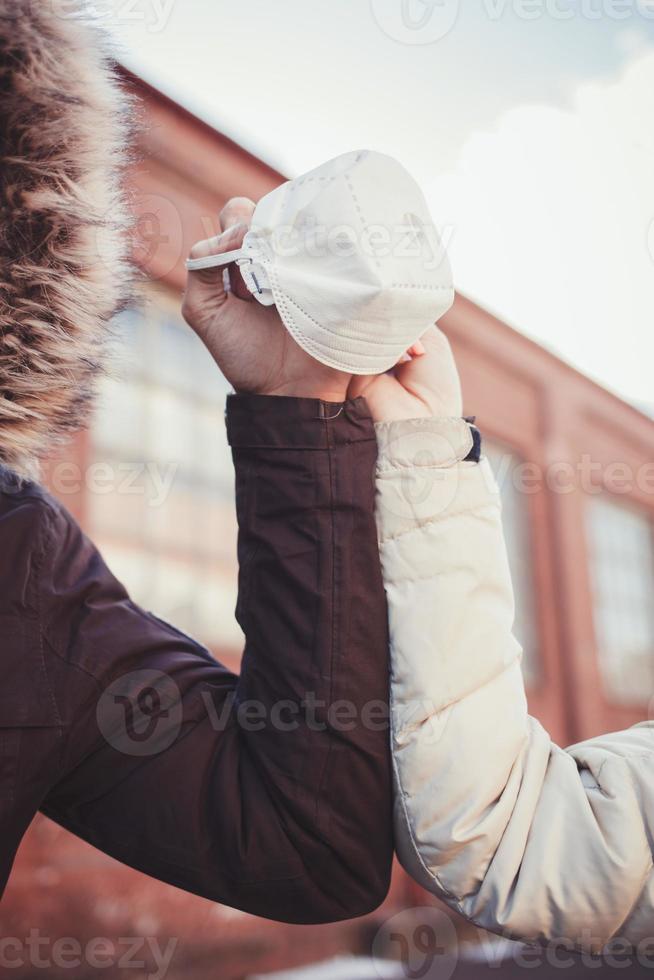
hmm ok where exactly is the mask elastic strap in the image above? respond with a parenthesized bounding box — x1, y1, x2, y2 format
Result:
(185, 247, 246, 272)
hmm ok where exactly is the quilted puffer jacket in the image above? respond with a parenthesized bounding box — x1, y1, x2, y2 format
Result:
(375, 416, 654, 952)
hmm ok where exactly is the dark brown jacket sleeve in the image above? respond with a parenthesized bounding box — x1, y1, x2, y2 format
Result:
(39, 394, 392, 924)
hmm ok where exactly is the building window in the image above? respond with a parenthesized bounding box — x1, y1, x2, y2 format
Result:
(88, 287, 243, 657)
(586, 496, 654, 704)
(485, 442, 540, 687)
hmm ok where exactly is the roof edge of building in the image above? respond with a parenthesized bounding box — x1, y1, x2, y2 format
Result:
(117, 62, 288, 183)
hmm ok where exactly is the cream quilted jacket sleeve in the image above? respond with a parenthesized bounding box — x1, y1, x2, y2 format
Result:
(375, 416, 654, 951)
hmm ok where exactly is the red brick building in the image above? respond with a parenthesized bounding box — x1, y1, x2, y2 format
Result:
(2, 70, 654, 979)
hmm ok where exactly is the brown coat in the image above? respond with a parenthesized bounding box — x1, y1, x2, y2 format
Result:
(0, 394, 393, 922)
(0, 3, 392, 922)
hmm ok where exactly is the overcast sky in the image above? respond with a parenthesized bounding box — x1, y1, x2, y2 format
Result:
(104, 0, 654, 411)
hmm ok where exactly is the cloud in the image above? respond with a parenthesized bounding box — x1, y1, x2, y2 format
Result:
(429, 48, 654, 409)
(614, 25, 652, 55)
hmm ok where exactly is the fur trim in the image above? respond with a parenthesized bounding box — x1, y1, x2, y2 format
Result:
(0, 1, 134, 476)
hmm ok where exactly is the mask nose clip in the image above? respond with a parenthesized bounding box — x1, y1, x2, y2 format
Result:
(238, 255, 274, 306)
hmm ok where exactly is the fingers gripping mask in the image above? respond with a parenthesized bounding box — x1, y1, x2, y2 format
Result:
(186, 149, 454, 375)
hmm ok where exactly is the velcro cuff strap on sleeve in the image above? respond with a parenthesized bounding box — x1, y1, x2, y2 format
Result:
(226, 394, 376, 450)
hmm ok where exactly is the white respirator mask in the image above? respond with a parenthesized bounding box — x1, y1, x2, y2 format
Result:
(185, 149, 454, 375)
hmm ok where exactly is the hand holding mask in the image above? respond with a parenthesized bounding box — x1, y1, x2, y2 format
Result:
(186, 149, 454, 376)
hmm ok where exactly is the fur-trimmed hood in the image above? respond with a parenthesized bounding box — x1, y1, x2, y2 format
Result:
(0, 1, 133, 476)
